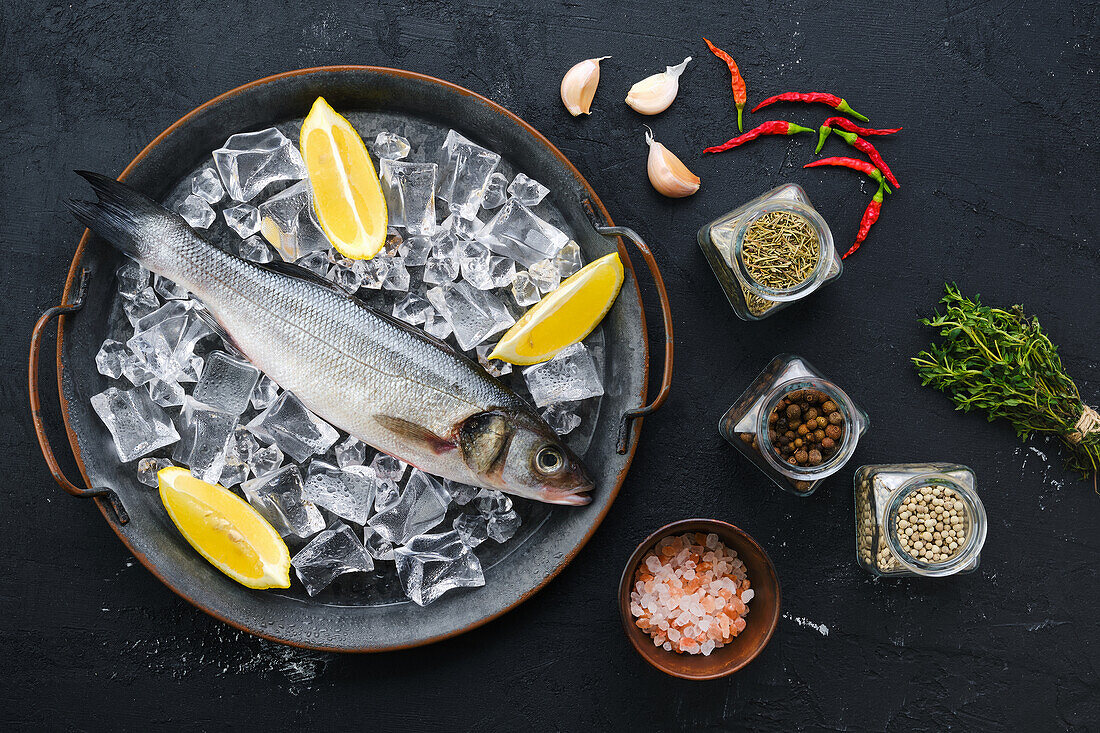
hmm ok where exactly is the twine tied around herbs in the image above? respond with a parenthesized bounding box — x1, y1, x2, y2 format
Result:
(1068, 405, 1100, 444)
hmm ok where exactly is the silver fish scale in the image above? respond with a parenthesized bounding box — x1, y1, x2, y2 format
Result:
(154, 225, 526, 478)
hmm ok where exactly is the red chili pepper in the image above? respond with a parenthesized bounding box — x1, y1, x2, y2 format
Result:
(703, 120, 815, 154)
(816, 117, 902, 153)
(843, 182, 885, 259)
(830, 129, 900, 189)
(703, 38, 748, 132)
(803, 157, 892, 194)
(751, 92, 868, 121)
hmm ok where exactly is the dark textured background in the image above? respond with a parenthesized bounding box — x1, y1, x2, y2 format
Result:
(3, 1, 1098, 730)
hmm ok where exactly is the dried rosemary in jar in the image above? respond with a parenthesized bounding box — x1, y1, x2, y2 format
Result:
(741, 211, 820, 290)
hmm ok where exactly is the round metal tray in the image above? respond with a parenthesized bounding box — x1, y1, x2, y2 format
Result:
(30, 66, 672, 651)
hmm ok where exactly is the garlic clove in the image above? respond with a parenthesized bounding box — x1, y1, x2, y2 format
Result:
(644, 127, 700, 198)
(625, 56, 692, 115)
(560, 56, 610, 116)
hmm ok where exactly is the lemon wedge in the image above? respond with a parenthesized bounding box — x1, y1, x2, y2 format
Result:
(300, 96, 388, 259)
(157, 467, 291, 590)
(490, 252, 624, 365)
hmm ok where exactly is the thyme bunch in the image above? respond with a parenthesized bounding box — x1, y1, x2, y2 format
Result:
(913, 284, 1098, 482)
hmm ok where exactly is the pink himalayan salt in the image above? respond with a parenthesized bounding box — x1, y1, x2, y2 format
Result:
(630, 531, 752, 656)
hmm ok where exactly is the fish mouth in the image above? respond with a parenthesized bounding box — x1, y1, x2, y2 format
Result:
(538, 483, 594, 506)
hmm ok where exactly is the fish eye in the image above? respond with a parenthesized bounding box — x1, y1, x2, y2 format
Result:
(535, 446, 565, 475)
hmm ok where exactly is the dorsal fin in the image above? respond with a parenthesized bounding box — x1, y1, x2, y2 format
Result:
(253, 258, 355, 297)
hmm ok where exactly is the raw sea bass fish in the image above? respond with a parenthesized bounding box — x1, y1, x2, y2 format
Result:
(70, 172, 593, 505)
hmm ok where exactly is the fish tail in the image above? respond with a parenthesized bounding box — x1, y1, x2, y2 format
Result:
(67, 171, 172, 261)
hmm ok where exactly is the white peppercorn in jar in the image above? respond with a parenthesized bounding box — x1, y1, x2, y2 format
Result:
(853, 463, 987, 578)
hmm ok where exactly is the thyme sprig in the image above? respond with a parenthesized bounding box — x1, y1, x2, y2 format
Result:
(913, 284, 1098, 482)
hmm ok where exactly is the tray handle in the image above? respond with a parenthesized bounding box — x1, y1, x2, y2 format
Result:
(584, 204, 674, 454)
(29, 268, 129, 524)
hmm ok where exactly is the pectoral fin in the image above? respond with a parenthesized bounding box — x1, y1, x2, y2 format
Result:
(374, 415, 456, 455)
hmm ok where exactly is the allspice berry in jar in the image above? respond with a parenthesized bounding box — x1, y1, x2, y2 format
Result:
(719, 355, 870, 497)
(766, 389, 845, 469)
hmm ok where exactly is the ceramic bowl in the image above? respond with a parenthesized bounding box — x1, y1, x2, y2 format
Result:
(618, 519, 780, 680)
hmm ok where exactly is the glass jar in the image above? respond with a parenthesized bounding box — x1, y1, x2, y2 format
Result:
(719, 354, 869, 496)
(698, 184, 842, 321)
(854, 463, 987, 578)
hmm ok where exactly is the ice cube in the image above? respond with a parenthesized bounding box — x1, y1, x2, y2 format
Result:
(437, 130, 501, 220)
(510, 270, 541, 307)
(362, 526, 395, 560)
(191, 167, 225, 204)
(136, 457, 173, 488)
(379, 159, 437, 236)
(147, 377, 185, 408)
(153, 275, 189, 301)
(394, 531, 485, 606)
(398, 234, 432, 266)
(374, 478, 401, 513)
(475, 344, 512, 377)
(246, 391, 339, 462)
(427, 281, 514, 351)
(478, 199, 569, 266)
(489, 256, 516, 288)
(96, 339, 130, 379)
(177, 194, 216, 229)
(250, 374, 279, 410)
(487, 509, 521, 543)
(303, 461, 377, 524)
(459, 240, 495, 290)
(443, 479, 480, 505)
(507, 173, 550, 206)
(172, 396, 238, 484)
(90, 387, 180, 463)
(121, 351, 156, 387)
(382, 257, 410, 291)
(237, 235, 275, 263)
(475, 488, 513, 516)
(223, 202, 261, 238)
(453, 512, 489, 547)
(123, 287, 160, 326)
(248, 442, 284, 477)
(528, 258, 561, 293)
(541, 402, 582, 435)
(258, 181, 328, 262)
(423, 309, 452, 339)
(371, 131, 411, 161)
(523, 342, 604, 407)
(213, 128, 307, 202)
(220, 427, 258, 487)
(296, 250, 330, 276)
(392, 292, 432, 325)
(439, 212, 484, 241)
(335, 436, 367, 467)
(367, 469, 450, 544)
(423, 250, 460, 286)
(481, 172, 509, 209)
(192, 351, 261, 415)
(347, 259, 378, 290)
(291, 522, 374, 596)
(382, 228, 403, 257)
(370, 452, 407, 482)
(329, 261, 363, 292)
(116, 261, 150, 299)
(241, 465, 325, 539)
(127, 306, 211, 383)
(553, 241, 583, 278)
